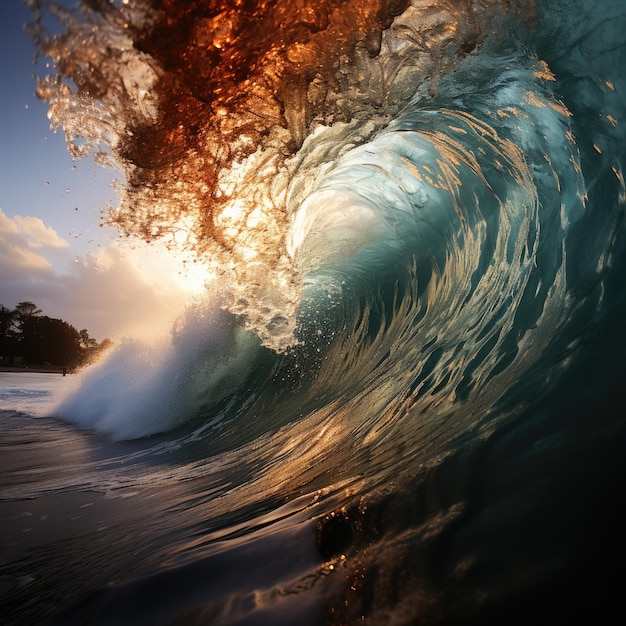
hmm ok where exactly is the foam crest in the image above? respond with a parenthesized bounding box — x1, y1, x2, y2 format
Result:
(54, 305, 260, 439)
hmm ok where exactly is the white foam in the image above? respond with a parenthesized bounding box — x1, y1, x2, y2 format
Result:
(53, 304, 260, 440)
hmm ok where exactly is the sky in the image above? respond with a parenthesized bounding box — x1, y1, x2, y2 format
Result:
(0, 0, 206, 341)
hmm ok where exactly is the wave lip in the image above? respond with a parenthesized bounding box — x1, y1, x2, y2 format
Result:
(28, 1, 540, 347)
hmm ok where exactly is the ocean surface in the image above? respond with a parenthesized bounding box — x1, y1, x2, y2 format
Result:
(2, 0, 626, 623)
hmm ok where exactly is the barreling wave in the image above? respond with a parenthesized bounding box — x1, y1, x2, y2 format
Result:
(28, 0, 538, 346)
(30, 0, 625, 449)
(8, 1, 626, 624)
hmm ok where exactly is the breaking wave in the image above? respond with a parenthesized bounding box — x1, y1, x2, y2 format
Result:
(8, 0, 625, 623)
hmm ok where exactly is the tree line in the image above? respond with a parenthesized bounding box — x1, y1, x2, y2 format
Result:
(0, 301, 112, 371)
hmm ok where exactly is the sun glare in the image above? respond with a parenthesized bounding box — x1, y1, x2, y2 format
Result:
(175, 253, 215, 293)
(118, 239, 214, 296)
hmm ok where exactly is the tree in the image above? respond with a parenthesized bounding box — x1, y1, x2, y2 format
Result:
(0, 302, 112, 370)
(13, 301, 42, 334)
(0, 305, 18, 362)
(0, 305, 16, 339)
(79, 328, 98, 350)
(21, 315, 83, 369)
(14, 301, 42, 319)
(78, 330, 113, 366)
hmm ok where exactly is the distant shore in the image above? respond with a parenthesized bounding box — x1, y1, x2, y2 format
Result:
(0, 366, 68, 374)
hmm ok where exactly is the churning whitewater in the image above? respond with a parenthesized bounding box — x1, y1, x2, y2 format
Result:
(2, 0, 626, 624)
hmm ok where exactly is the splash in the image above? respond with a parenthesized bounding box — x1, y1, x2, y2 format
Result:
(54, 303, 261, 439)
(28, 0, 537, 349)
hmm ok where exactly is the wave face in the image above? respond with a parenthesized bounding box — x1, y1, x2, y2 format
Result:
(13, 0, 626, 624)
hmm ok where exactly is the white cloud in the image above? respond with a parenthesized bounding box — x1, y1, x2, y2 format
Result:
(0, 208, 57, 276)
(13, 214, 70, 249)
(0, 242, 53, 274)
(51, 243, 194, 340)
(0, 209, 19, 236)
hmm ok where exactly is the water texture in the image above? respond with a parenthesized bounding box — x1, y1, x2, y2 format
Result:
(2, 0, 626, 623)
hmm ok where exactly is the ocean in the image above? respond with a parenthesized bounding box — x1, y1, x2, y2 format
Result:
(2, 0, 626, 623)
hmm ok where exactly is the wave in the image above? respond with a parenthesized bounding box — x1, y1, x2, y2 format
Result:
(11, 0, 626, 623)
(34, 0, 623, 446)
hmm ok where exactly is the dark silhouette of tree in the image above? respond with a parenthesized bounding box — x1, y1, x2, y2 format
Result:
(21, 316, 83, 369)
(1, 302, 112, 371)
(0, 305, 15, 337)
(0, 306, 16, 342)
(79, 328, 98, 349)
(13, 301, 42, 335)
(79, 332, 113, 366)
(14, 301, 42, 320)
(0, 305, 18, 363)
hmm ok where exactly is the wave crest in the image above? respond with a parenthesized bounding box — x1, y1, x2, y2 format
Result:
(28, 0, 626, 441)
(29, 0, 538, 348)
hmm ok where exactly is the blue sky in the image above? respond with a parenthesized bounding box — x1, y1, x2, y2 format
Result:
(0, 1, 203, 340)
(0, 0, 117, 251)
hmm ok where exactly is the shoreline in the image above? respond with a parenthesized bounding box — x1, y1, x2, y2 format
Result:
(0, 366, 68, 374)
